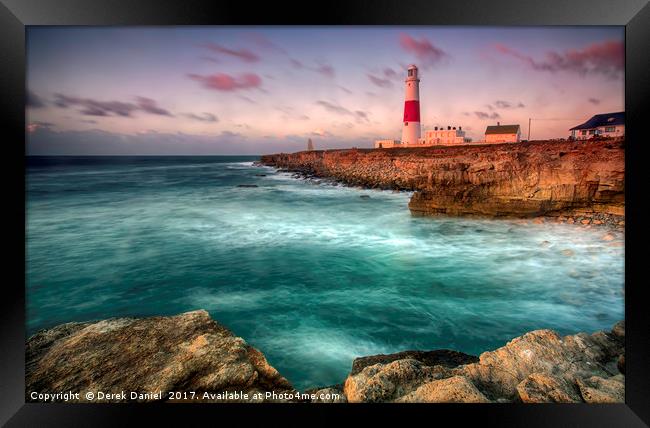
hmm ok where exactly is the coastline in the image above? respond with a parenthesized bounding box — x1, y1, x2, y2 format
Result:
(25, 310, 625, 403)
(257, 138, 625, 227)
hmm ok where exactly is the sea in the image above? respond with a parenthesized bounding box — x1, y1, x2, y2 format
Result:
(26, 156, 625, 390)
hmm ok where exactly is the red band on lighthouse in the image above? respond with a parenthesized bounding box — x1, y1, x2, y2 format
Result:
(403, 100, 420, 122)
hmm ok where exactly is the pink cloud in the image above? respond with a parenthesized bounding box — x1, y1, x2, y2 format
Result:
(494, 40, 623, 78)
(399, 34, 448, 67)
(188, 73, 262, 91)
(201, 42, 260, 62)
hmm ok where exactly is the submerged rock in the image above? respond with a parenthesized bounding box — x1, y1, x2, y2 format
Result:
(26, 310, 294, 402)
(237, 184, 259, 188)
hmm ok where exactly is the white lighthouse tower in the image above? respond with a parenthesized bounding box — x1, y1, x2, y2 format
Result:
(401, 64, 421, 146)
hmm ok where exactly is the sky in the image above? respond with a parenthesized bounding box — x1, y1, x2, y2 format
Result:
(26, 26, 624, 155)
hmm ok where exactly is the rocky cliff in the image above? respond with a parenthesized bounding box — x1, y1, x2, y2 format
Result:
(259, 139, 625, 220)
(26, 311, 625, 403)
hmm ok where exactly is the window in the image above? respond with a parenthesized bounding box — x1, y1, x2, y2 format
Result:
(581, 130, 587, 135)
(605, 126, 616, 132)
(589, 129, 596, 135)
(408, 69, 413, 77)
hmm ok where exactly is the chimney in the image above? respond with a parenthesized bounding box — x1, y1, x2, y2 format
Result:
(447, 126, 451, 130)
(459, 126, 462, 130)
(497, 122, 500, 126)
(434, 126, 438, 130)
(453, 127, 456, 130)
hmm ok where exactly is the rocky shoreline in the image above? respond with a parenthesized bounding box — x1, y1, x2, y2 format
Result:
(258, 139, 625, 226)
(26, 310, 625, 403)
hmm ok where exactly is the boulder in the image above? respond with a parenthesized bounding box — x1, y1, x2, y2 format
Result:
(26, 310, 294, 402)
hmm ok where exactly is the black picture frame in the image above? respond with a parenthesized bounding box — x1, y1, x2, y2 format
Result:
(1, 0, 648, 425)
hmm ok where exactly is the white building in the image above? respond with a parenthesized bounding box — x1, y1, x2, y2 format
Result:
(374, 139, 401, 149)
(569, 112, 625, 140)
(422, 126, 472, 146)
(484, 123, 521, 143)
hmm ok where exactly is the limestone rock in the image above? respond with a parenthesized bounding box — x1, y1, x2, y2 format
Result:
(577, 375, 625, 403)
(350, 349, 478, 376)
(340, 321, 625, 403)
(26, 310, 294, 402)
(395, 376, 490, 403)
(516, 373, 581, 403)
(455, 327, 623, 401)
(344, 358, 449, 403)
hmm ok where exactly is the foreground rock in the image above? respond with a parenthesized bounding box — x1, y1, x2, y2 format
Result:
(259, 139, 624, 220)
(27, 311, 624, 404)
(26, 310, 295, 402)
(342, 321, 625, 403)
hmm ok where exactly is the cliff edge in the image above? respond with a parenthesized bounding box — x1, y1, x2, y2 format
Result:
(259, 139, 624, 220)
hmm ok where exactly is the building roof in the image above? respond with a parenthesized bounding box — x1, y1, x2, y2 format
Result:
(569, 112, 625, 131)
(485, 124, 520, 135)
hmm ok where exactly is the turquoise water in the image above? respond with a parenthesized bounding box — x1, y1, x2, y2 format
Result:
(26, 156, 624, 390)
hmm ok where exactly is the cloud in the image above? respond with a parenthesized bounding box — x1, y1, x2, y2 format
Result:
(588, 97, 601, 105)
(188, 73, 262, 91)
(311, 129, 332, 137)
(200, 42, 260, 62)
(367, 74, 392, 88)
(367, 67, 405, 88)
(184, 112, 218, 122)
(244, 33, 287, 55)
(289, 59, 335, 77)
(399, 34, 448, 67)
(493, 100, 525, 109)
(135, 97, 173, 116)
(493, 40, 624, 78)
(53, 94, 174, 117)
(26, 121, 54, 133)
(338, 86, 352, 94)
(315, 100, 369, 123)
(474, 111, 501, 120)
(383, 68, 399, 79)
(27, 90, 45, 108)
(54, 94, 138, 117)
(290, 58, 303, 69)
(314, 64, 335, 78)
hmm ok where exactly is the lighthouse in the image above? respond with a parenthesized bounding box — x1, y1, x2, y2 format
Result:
(401, 64, 421, 145)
